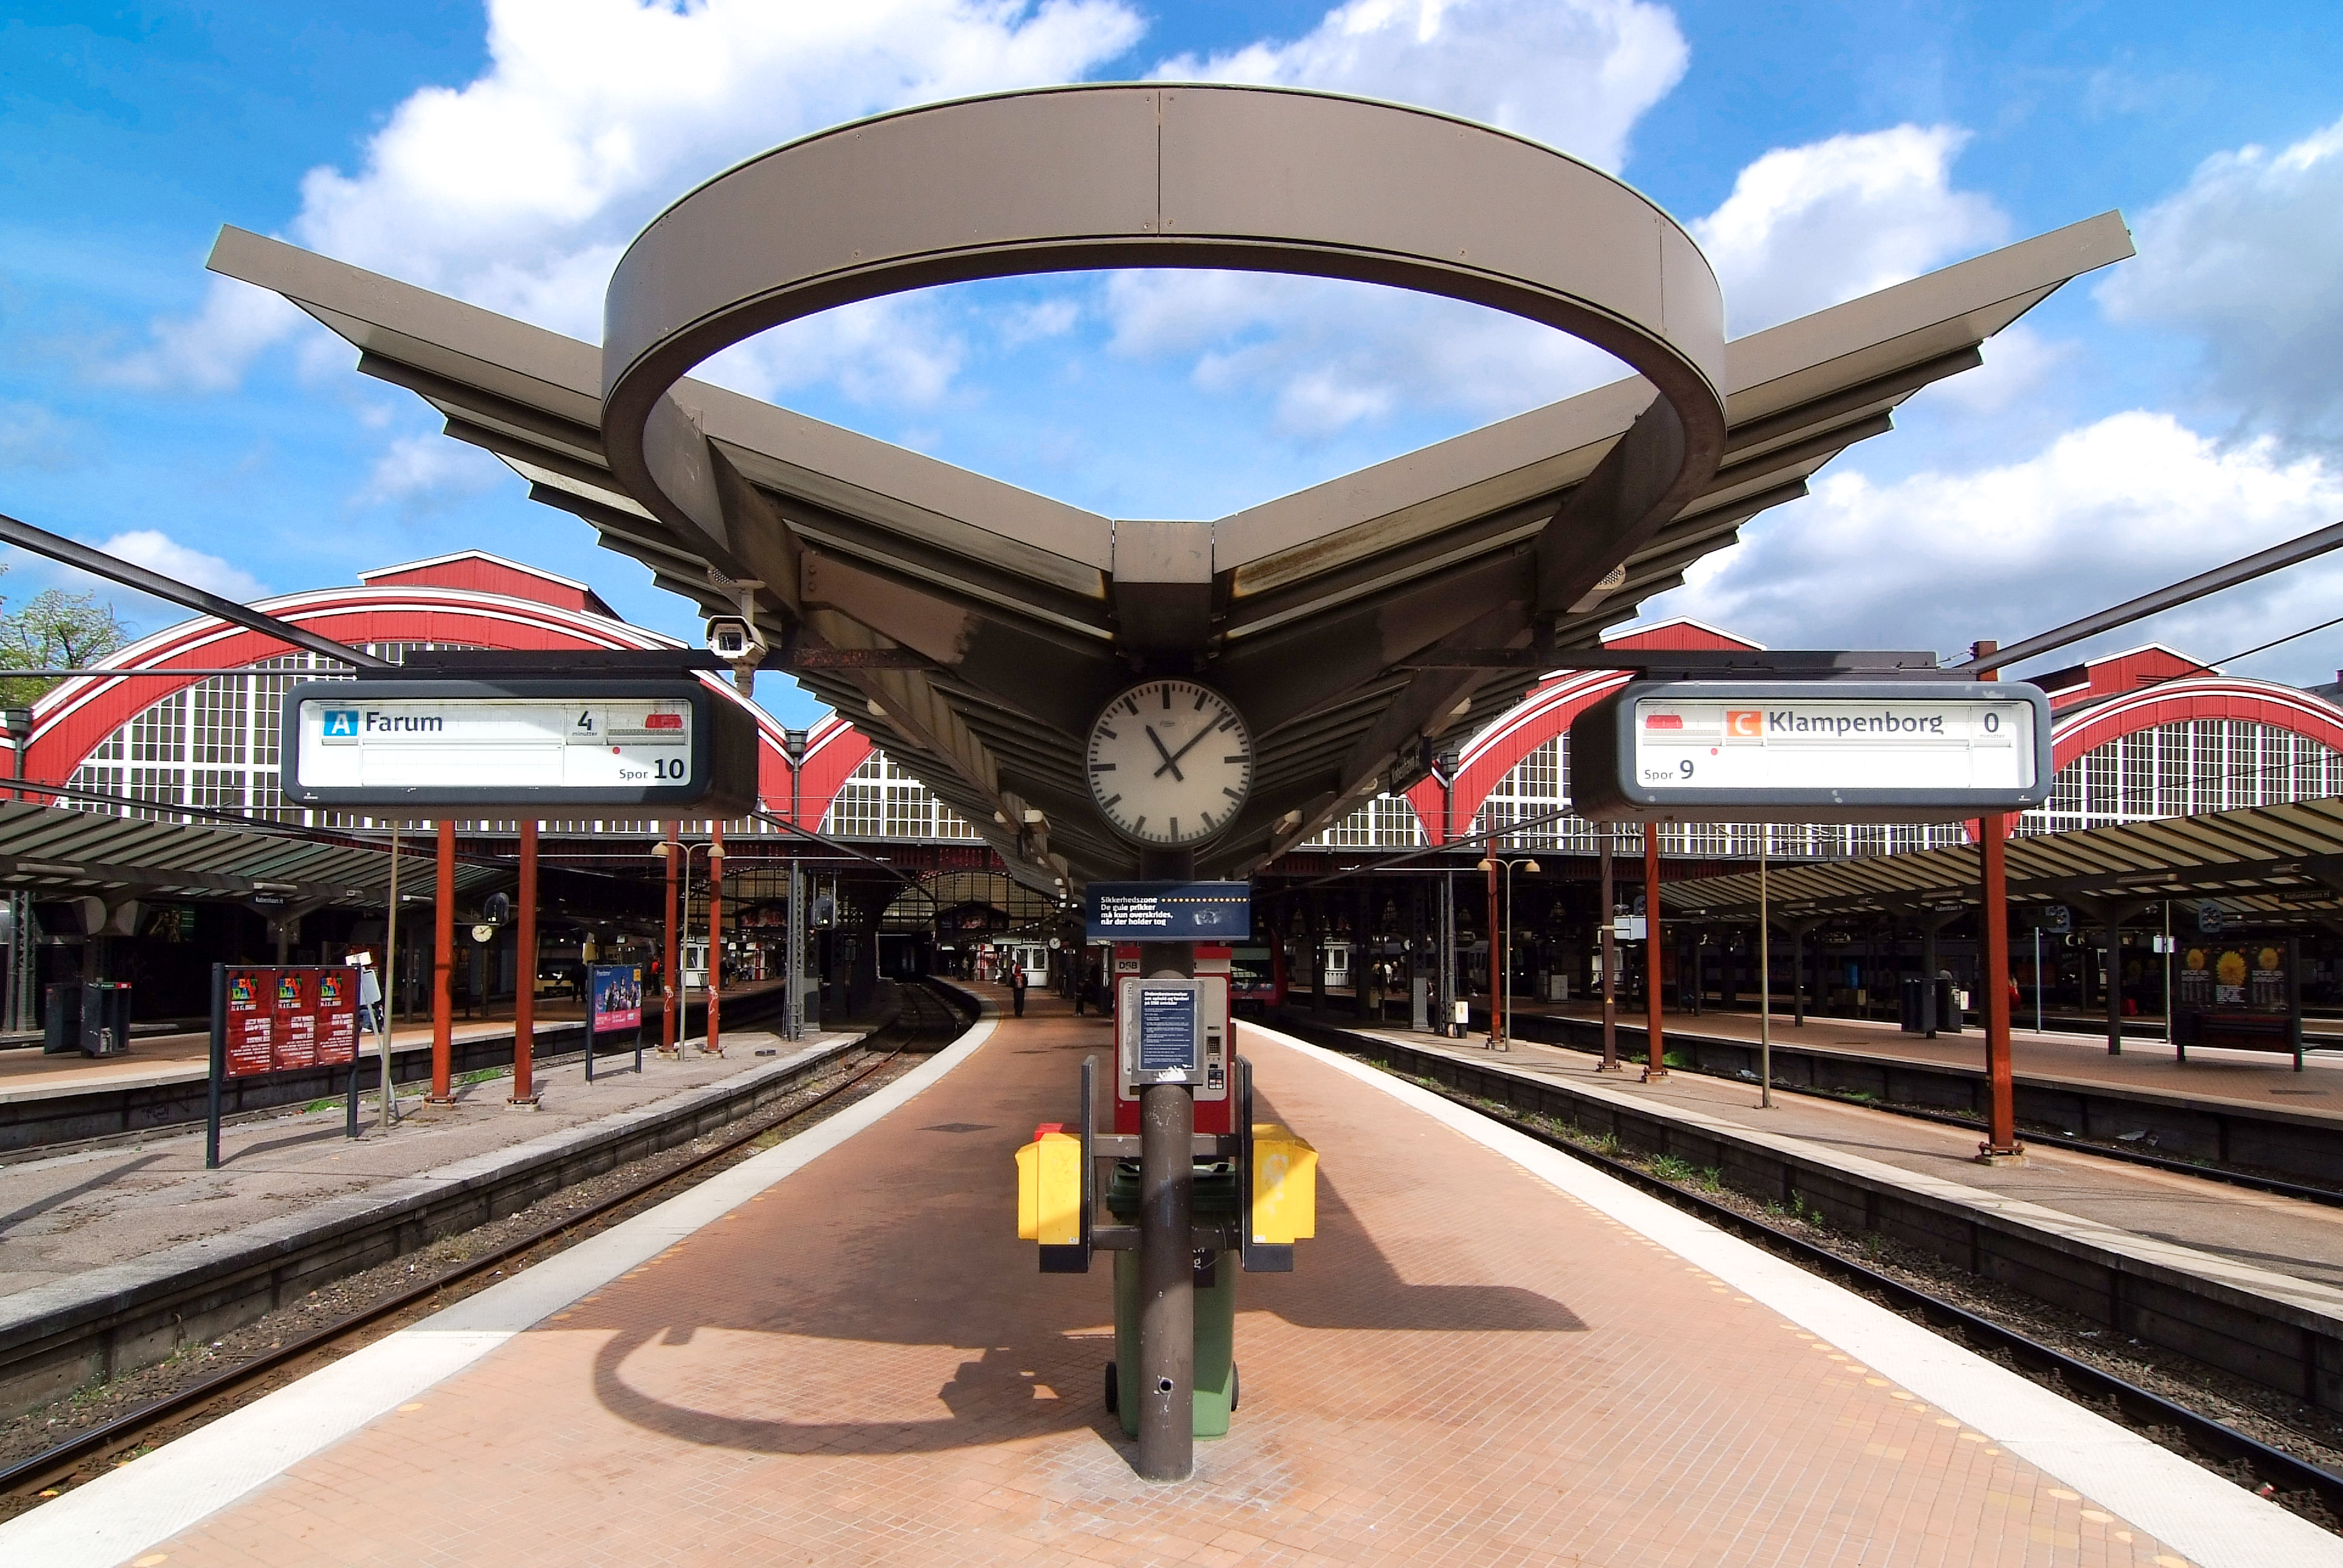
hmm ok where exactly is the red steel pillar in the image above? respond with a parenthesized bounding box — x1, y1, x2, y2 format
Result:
(512, 820, 538, 1104)
(705, 822, 724, 1054)
(430, 818, 454, 1102)
(662, 820, 680, 1052)
(1973, 641, 2022, 1160)
(1485, 858, 1502, 1045)
(1643, 828, 1667, 1080)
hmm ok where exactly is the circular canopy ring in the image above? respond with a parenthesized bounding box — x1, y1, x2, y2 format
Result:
(602, 83, 1727, 564)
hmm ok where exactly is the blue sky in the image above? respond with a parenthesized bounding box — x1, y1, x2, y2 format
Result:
(5, 0, 2342, 728)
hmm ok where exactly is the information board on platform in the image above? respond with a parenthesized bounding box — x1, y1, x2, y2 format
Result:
(222, 965, 362, 1079)
(1085, 882, 1251, 942)
(590, 963, 643, 1033)
(1569, 680, 2053, 823)
(281, 678, 758, 813)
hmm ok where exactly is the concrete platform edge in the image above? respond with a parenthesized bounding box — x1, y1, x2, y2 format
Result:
(1251, 1023, 2343, 1568)
(0, 1029, 871, 1419)
(0, 1007, 998, 1568)
(1330, 1018, 2343, 1415)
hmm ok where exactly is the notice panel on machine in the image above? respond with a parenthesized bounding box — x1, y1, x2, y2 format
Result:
(281, 679, 759, 813)
(1569, 680, 2052, 823)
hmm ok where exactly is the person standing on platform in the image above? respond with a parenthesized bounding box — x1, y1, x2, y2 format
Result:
(1010, 961, 1028, 1018)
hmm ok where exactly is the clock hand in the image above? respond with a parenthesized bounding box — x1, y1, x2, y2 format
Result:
(1155, 724, 1216, 777)
(1146, 724, 1185, 782)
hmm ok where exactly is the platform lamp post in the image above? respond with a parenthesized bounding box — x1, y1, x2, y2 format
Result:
(1476, 855, 1538, 1049)
(784, 728, 807, 1042)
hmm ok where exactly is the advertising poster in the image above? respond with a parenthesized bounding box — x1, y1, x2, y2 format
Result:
(224, 967, 278, 1078)
(2177, 945, 2288, 1012)
(274, 969, 319, 1071)
(316, 968, 359, 1066)
(591, 964, 643, 1033)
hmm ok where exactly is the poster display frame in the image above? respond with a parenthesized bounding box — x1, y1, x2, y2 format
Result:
(206, 962, 374, 1169)
(586, 961, 646, 1081)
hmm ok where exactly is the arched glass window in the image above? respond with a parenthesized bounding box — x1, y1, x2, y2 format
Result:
(2018, 718, 2343, 835)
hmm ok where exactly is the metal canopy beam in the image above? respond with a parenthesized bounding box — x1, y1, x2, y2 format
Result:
(206, 99, 2134, 889)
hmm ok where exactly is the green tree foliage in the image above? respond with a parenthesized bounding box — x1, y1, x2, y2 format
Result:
(0, 586, 132, 707)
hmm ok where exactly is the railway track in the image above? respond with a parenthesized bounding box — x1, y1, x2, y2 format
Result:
(1457, 1007, 2343, 1207)
(1278, 1017, 2343, 1522)
(0, 980, 975, 1510)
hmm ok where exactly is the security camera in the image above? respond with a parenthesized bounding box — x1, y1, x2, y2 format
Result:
(706, 616, 758, 660)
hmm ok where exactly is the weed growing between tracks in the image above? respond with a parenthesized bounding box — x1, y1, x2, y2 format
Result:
(0, 1046, 921, 1518)
(1386, 1065, 2343, 1536)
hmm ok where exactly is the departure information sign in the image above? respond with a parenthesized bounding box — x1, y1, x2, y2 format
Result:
(1569, 680, 2052, 823)
(282, 679, 759, 813)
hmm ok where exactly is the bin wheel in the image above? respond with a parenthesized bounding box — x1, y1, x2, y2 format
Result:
(1229, 1363, 1239, 1412)
(1104, 1361, 1118, 1414)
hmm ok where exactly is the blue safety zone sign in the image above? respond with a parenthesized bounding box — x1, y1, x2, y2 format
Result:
(1137, 987, 1199, 1072)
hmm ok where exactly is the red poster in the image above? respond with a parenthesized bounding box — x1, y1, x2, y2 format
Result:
(224, 967, 278, 1078)
(316, 969, 359, 1067)
(274, 970, 319, 1071)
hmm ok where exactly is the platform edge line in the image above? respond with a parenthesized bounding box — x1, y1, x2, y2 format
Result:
(0, 1012, 998, 1568)
(1245, 1021, 2343, 1568)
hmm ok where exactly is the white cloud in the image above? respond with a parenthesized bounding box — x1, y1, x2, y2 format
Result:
(1098, 0, 1684, 438)
(698, 295, 966, 409)
(359, 435, 507, 513)
(109, 0, 1146, 393)
(1104, 116, 2009, 441)
(998, 297, 1082, 348)
(1155, 0, 1687, 173)
(1919, 324, 2075, 418)
(2099, 112, 2343, 450)
(1117, 271, 1614, 440)
(94, 530, 268, 602)
(1692, 124, 2007, 335)
(1652, 411, 2343, 675)
(0, 401, 94, 471)
(92, 277, 306, 393)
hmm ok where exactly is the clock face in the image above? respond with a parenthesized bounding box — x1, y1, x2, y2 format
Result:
(1085, 680, 1254, 848)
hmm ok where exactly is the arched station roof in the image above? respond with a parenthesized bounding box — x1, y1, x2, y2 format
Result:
(18, 550, 814, 822)
(1380, 625, 2343, 852)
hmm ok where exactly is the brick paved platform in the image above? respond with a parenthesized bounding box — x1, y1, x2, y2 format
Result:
(6, 989, 2330, 1567)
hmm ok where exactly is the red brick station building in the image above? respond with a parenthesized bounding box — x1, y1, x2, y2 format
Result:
(7, 548, 2342, 1033)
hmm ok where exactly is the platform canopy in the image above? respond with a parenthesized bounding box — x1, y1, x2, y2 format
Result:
(1658, 797, 2343, 928)
(208, 85, 2133, 894)
(0, 799, 504, 910)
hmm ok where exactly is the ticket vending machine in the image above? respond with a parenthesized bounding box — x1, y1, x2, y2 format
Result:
(1113, 945, 1232, 1136)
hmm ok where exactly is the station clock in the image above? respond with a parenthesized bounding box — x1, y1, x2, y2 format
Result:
(1084, 680, 1254, 848)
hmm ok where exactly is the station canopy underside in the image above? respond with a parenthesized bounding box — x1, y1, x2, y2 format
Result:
(1659, 796, 2343, 929)
(212, 200, 2130, 896)
(0, 800, 505, 911)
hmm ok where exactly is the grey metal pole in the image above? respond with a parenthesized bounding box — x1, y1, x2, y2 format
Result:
(2106, 912, 2123, 1056)
(1135, 848, 1195, 1483)
(381, 824, 401, 1127)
